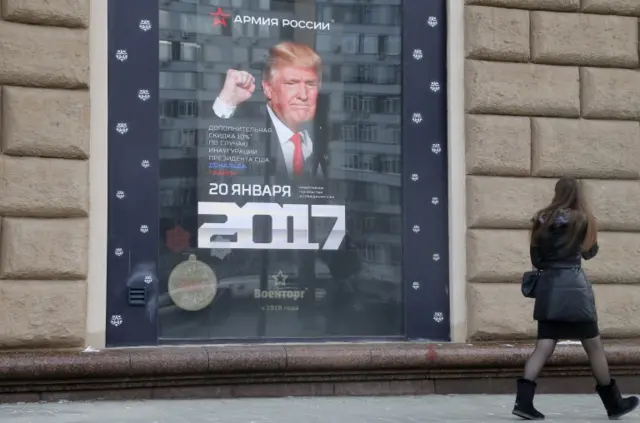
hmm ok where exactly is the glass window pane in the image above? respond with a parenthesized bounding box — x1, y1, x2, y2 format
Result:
(203, 45, 222, 62)
(159, 10, 171, 29)
(232, 47, 249, 63)
(361, 35, 378, 54)
(316, 34, 333, 53)
(341, 34, 358, 55)
(180, 42, 200, 61)
(386, 35, 401, 55)
(158, 0, 403, 342)
(159, 41, 172, 61)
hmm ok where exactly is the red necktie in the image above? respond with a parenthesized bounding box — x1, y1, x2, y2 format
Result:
(290, 132, 304, 176)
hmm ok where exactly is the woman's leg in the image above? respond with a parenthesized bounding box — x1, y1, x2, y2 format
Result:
(581, 336, 611, 386)
(513, 339, 556, 420)
(587, 336, 640, 419)
(524, 339, 557, 381)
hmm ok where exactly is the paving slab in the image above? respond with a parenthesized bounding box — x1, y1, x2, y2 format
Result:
(1, 394, 639, 423)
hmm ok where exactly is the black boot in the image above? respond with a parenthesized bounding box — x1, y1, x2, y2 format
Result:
(596, 379, 639, 420)
(512, 378, 545, 420)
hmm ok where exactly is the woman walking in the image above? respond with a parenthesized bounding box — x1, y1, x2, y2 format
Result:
(512, 176, 639, 421)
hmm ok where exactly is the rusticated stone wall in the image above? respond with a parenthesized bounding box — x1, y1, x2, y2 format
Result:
(465, 0, 640, 339)
(0, 1, 89, 348)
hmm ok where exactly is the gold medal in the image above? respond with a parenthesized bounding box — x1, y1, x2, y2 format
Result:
(168, 254, 218, 311)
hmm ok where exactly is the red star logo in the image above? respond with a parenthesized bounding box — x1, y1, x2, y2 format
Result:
(210, 8, 230, 27)
(166, 225, 191, 253)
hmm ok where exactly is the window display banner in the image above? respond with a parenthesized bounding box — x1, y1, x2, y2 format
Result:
(199, 44, 346, 252)
(106, 0, 449, 346)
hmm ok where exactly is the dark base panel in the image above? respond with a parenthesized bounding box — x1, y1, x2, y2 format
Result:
(1, 342, 640, 403)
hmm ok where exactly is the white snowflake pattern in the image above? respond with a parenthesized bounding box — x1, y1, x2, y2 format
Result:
(430, 81, 441, 92)
(427, 16, 438, 27)
(138, 89, 151, 101)
(411, 173, 419, 182)
(432, 143, 442, 154)
(433, 312, 444, 323)
(431, 197, 439, 205)
(110, 315, 123, 327)
(412, 113, 423, 124)
(140, 225, 149, 234)
(139, 19, 152, 31)
(116, 190, 125, 199)
(141, 160, 150, 168)
(115, 49, 128, 61)
(144, 275, 153, 284)
(412, 49, 423, 60)
(412, 281, 420, 290)
(433, 253, 440, 262)
(115, 123, 128, 135)
(115, 248, 124, 257)
(412, 225, 420, 233)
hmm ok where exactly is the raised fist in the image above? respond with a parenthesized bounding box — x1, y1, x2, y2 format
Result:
(218, 69, 255, 107)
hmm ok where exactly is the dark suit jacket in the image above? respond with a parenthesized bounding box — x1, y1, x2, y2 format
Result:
(212, 94, 330, 175)
(261, 116, 328, 183)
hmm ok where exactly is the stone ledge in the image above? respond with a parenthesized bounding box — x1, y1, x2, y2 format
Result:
(0, 218, 89, 280)
(0, 21, 88, 88)
(0, 281, 86, 349)
(0, 342, 639, 402)
(465, 0, 580, 12)
(581, 68, 640, 120)
(466, 115, 531, 176)
(0, 156, 89, 218)
(1, 0, 89, 28)
(531, 118, 640, 179)
(581, 0, 640, 16)
(530, 11, 638, 68)
(466, 61, 579, 117)
(1, 86, 90, 159)
(465, 6, 530, 62)
(468, 282, 640, 339)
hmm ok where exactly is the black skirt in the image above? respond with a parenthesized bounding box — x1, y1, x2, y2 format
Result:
(538, 320, 599, 340)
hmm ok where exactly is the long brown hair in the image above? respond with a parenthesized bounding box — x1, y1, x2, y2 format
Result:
(530, 177, 597, 252)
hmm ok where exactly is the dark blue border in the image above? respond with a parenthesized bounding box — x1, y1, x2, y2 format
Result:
(106, 0, 449, 346)
(401, 0, 450, 341)
(106, 0, 160, 347)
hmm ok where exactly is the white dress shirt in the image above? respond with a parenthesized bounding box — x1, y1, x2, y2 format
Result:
(212, 97, 237, 119)
(213, 97, 313, 175)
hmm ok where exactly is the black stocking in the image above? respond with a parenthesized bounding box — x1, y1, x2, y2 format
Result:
(581, 336, 611, 386)
(524, 339, 557, 381)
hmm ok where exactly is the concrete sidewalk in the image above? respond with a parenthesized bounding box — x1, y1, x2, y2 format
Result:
(1, 394, 638, 423)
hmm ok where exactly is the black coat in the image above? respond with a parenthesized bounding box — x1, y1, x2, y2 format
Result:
(530, 213, 599, 323)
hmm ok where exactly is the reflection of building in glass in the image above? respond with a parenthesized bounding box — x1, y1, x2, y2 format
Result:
(160, 0, 402, 281)
(314, 1, 403, 284)
(158, 0, 402, 283)
(159, 0, 402, 331)
(159, 0, 297, 225)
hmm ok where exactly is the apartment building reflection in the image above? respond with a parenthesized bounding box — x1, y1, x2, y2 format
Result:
(158, 0, 402, 292)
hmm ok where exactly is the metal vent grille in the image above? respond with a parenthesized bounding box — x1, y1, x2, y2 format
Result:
(128, 287, 146, 306)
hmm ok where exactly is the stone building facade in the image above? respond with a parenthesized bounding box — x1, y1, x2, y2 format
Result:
(464, 0, 640, 339)
(0, 0, 638, 350)
(0, 1, 91, 349)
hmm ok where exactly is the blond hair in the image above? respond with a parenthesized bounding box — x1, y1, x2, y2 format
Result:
(263, 41, 322, 82)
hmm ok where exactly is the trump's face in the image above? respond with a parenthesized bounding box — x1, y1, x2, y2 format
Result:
(263, 65, 319, 132)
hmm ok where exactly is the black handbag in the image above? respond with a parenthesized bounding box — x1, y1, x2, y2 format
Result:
(521, 270, 540, 298)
